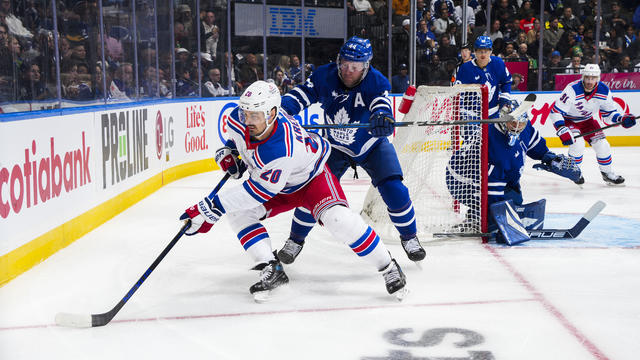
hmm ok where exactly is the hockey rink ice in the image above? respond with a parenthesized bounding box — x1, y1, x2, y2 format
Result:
(1, 147, 640, 360)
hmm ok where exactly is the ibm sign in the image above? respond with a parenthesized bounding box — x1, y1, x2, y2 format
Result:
(235, 3, 345, 39)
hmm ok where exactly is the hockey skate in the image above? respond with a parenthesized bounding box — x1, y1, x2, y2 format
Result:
(380, 259, 408, 301)
(277, 238, 304, 264)
(250, 259, 289, 303)
(400, 236, 426, 262)
(574, 176, 585, 185)
(601, 171, 625, 186)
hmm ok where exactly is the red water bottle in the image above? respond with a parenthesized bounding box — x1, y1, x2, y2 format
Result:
(398, 85, 416, 114)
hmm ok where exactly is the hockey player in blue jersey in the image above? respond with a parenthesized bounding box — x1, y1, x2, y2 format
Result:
(446, 101, 581, 239)
(453, 36, 513, 118)
(276, 36, 426, 264)
(180, 81, 407, 299)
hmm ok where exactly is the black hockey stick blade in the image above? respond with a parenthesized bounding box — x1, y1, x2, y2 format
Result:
(434, 200, 605, 240)
(55, 220, 192, 328)
(528, 200, 605, 239)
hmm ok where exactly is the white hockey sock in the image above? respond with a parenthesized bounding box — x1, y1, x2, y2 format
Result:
(321, 205, 392, 270)
(591, 139, 614, 174)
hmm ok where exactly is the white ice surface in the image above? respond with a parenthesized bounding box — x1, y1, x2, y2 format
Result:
(1, 147, 640, 360)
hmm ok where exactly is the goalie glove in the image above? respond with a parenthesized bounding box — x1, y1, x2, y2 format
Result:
(180, 197, 224, 236)
(556, 126, 575, 146)
(368, 111, 395, 137)
(215, 146, 247, 179)
(532, 152, 582, 182)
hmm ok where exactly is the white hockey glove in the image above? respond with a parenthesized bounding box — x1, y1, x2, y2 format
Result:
(215, 146, 247, 179)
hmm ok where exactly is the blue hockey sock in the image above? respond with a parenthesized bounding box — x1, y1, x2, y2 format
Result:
(289, 207, 316, 244)
(378, 178, 417, 238)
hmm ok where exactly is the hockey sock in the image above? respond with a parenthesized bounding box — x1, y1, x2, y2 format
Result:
(289, 207, 316, 243)
(237, 223, 275, 264)
(377, 178, 417, 238)
(321, 205, 391, 270)
(591, 139, 614, 174)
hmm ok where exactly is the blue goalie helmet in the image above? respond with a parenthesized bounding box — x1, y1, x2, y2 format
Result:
(337, 36, 373, 86)
(474, 35, 493, 50)
(499, 99, 528, 147)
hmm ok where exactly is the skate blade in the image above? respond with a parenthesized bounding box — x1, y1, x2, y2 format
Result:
(413, 261, 423, 271)
(393, 287, 409, 302)
(604, 182, 625, 187)
(253, 290, 272, 303)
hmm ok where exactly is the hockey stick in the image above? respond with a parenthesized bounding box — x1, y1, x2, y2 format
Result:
(433, 200, 605, 240)
(573, 116, 640, 139)
(302, 94, 537, 130)
(55, 173, 231, 328)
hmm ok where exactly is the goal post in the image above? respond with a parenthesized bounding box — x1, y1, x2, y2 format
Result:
(360, 84, 489, 242)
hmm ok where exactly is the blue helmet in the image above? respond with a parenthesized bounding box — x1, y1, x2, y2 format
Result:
(337, 36, 373, 87)
(474, 35, 493, 50)
(338, 36, 373, 62)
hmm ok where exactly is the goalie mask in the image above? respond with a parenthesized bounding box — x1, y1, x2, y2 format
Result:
(238, 80, 281, 138)
(498, 99, 528, 147)
(337, 36, 373, 88)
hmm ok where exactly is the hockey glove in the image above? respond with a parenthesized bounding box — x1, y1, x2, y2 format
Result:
(180, 198, 223, 236)
(556, 126, 575, 146)
(215, 146, 247, 179)
(533, 152, 582, 182)
(368, 111, 395, 137)
(498, 97, 512, 116)
(618, 114, 637, 129)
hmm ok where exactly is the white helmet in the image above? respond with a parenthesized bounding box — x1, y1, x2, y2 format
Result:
(239, 80, 281, 121)
(581, 64, 601, 78)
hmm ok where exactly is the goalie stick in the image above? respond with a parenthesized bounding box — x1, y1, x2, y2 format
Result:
(302, 94, 537, 130)
(433, 200, 606, 240)
(55, 173, 231, 328)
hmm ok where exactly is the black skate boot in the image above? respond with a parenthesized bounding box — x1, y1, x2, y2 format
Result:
(250, 259, 289, 302)
(380, 259, 408, 300)
(277, 238, 304, 264)
(601, 171, 625, 186)
(400, 236, 426, 261)
(574, 176, 585, 185)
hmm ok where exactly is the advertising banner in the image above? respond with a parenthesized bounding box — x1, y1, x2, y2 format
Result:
(555, 72, 640, 91)
(235, 3, 345, 38)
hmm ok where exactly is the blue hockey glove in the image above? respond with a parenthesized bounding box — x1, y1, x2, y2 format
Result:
(215, 146, 247, 179)
(498, 97, 512, 115)
(180, 198, 224, 236)
(618, 114, 636, 129)
(368, 111, 395, 137)
(533, 152, 582, 182)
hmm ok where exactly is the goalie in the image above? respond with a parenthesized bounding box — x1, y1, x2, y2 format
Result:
(446, 101, 581, 242)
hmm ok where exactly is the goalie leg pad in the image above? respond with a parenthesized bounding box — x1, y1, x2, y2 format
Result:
(490, 200, 531, 246)
(320, 205, 392, 270)
(514, 199, 546, 230)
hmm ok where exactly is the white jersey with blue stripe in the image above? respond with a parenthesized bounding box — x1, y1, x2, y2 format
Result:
(549, 80, 623, 128)
(487, 122, 548, 205)
(453, 56, 512, 118)
(281, 62, 393, 161)
(214, 107, 330, 213)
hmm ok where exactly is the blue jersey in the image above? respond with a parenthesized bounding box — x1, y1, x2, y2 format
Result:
(487, 123, 548, 205)
(281, 63, 394, 162)
(454, 56, 513, 118)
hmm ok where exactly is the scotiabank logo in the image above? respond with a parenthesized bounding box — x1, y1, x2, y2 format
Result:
(185, 104, 208, 153)
(101, 109, 149, 189)
(0, 132, 91, 218)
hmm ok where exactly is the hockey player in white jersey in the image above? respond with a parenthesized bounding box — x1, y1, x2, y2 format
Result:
(179, 81, 407, 300)
(550, 64, 636, 185)
(277, 36, 426, 264)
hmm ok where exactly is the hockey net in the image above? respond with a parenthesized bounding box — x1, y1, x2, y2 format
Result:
(361, 84, 489, 242)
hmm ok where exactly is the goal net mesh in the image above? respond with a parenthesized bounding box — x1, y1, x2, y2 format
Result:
(360, 85, 488, 242)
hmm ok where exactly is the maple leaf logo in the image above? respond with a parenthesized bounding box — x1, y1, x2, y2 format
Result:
(333, 107, 350, 124)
